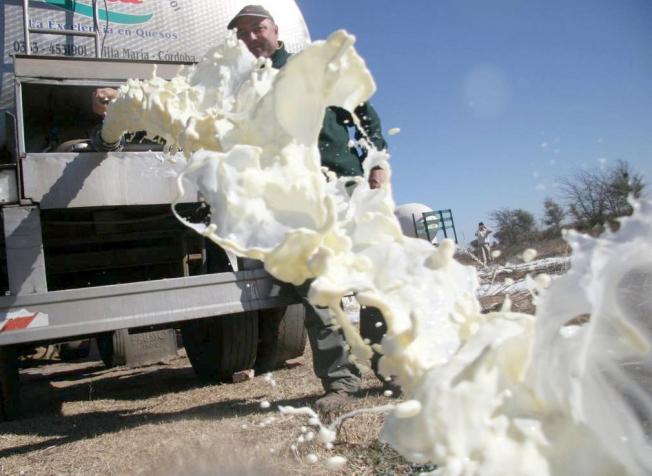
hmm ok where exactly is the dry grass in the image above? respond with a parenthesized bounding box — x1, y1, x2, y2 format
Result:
(470, 236, 573, 316)
(2, 301, 568, 474)
(0, 345, 427, 475)
(493, 236, 571, 264)
(478, 291, 536, 314)
(2, 238, 573, 474)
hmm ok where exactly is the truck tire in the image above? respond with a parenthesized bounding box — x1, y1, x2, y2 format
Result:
(56, 339, 91, 361)
(96, 330, 128, 368)
(0, 346, 20, 421)
(255, 304, 307, 373)
(181, 312, 258, 382)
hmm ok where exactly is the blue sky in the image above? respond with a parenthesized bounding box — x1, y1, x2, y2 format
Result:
(299, 0, 652, 245)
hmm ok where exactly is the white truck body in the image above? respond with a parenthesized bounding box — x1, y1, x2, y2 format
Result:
(0, 1, 311, 419)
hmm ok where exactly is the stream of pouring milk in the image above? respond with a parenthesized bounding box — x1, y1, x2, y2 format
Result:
(101, 31, 652, 475)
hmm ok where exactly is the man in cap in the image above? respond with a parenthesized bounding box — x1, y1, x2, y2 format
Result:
(368, 165, 387, 190)
(229, 5, 389, 411)
(229, 5, 387, 177)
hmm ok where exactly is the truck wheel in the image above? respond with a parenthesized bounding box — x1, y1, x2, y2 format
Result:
(181, 312, 258, 382)
(96, 330, 128, 368)
(56, 339, 91, 361)
(255, 304, 307, 373)
(0, 347, 20, 421)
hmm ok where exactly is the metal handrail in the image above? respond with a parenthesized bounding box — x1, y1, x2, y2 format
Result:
(412, 209, 459, 244)
(21, 0, 102, 57)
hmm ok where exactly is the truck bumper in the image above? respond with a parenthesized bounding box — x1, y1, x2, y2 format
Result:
(0, 269, 298, 346)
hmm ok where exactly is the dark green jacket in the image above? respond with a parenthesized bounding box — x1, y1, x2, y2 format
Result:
(271, 45, 387, 178)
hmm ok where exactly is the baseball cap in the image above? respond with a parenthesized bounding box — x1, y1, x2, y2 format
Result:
(228, 5, 274, 30)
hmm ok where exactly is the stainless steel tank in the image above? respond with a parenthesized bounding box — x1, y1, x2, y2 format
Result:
(0, 0, 311, 150)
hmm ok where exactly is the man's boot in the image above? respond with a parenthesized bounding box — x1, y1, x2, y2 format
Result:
(315, 389, 353, 413)
(382, 378, 402, 398)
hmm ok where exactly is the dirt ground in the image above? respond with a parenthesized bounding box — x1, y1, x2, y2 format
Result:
(0, 345, 423, 476)
(1, 249, 561, 475)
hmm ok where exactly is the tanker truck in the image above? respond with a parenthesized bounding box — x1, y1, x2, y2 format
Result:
(0, 0, 311, 420)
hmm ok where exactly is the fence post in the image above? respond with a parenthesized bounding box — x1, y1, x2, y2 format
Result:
(423, 212, 432, 242)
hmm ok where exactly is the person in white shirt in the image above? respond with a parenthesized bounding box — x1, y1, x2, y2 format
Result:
(475, 222, 493, 265)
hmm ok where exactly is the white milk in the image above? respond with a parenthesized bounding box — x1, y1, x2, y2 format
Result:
(101, 30, 652, 475)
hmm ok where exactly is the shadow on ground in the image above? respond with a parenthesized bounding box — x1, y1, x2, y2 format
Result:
(0, 355, 327, 459)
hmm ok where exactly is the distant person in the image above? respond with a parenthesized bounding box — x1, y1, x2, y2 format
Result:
(475, 222, 492, 265)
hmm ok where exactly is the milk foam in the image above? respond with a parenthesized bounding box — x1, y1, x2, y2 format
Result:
(102, 30, 652, 475)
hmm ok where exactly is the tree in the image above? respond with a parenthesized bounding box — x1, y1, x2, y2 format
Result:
(605, 160, 645, 217)
(490, 208, 538, 248)
(542, 198, 566, 233)
(559, 160, 645, 229)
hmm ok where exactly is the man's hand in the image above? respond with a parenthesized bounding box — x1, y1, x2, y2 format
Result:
(92, 88, 118, 116)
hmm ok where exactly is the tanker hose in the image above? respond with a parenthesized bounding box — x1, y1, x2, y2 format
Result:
(91, 125, 125, 152)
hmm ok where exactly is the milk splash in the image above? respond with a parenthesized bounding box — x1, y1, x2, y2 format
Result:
(102, 30, 652, 475)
